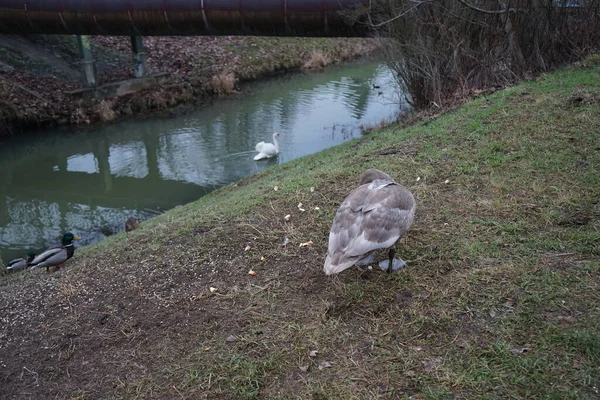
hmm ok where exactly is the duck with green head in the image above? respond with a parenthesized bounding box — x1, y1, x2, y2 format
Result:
(6, 252, 36, 272)
(29, 232, 81, 272)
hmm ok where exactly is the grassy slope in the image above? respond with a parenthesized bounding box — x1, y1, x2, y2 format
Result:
(1, 59, 599, 399)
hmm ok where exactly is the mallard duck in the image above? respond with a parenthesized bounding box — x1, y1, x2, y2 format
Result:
(6, 252, 36, 272)
(324, 169, 416, 275)
(125, 217, 140, 233)
(254, 133, 280, 160)
(29, 232, 80, 272)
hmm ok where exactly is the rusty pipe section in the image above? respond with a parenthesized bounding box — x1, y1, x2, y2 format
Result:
(0, 0, 371, 37)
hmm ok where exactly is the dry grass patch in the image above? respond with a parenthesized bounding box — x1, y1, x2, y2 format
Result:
(96, 99, 116, 122)
(303, 51, 330, 70)
(210, 72, 236, 96)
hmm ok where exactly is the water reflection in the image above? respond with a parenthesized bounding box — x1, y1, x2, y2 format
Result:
(0, 61, 402, 264)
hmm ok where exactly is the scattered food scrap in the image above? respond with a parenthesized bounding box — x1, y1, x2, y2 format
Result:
(510, 346, 531, 355)
(318, 361, 332, 370)
(422, 358, 443, 372)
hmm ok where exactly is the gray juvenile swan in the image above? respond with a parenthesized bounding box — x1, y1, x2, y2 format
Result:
(324, 168, 416, 275)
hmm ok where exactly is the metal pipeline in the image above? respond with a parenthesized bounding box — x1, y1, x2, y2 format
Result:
(0, 0, 371, 37)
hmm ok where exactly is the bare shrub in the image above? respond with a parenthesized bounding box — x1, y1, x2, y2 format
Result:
(303, 51, 331, 70)
(70, 107, 90, 125)
(368, 0, 600, 108)
(147, 91, 170, 109)
(0, 102, 17, 136)
(97, 100, 116, 122)
(210, 72, 236, 96)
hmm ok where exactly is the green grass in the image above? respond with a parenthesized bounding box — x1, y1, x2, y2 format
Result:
(233, 37, 374, 80)
(1, 56, 599, 399)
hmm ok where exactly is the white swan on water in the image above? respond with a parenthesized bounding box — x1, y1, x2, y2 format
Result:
(254, 133, 280, 160)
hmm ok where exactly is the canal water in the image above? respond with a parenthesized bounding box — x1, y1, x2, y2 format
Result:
(0, 60, 403, 265)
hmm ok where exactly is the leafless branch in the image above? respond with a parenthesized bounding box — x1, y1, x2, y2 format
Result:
(455, 0, 517, 14)
(373, 0, 598, 108)
(368, 1, 429, 27)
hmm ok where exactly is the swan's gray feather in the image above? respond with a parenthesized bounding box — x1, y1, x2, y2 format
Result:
(324, 170, 415, 275)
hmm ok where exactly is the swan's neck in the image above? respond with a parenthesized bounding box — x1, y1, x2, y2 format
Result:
(273, 135, 279, 152)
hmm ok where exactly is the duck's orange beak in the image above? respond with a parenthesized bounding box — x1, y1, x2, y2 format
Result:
(73, 235, 81, 240)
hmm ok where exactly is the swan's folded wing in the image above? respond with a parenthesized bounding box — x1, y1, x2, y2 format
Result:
(328, 204, 363, 257)
(327, 185, 371, 253)
(324, 185, 370, 274)
(261, 143, 277, 156)
(254, 152, 267, 160)
(255, 141, 265, 152)
(344, 184, 415, 258)
(324, 252, 360, 275)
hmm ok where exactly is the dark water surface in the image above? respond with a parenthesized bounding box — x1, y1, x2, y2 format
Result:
(0, 61, 403, 265)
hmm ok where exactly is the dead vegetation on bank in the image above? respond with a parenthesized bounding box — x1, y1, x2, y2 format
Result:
(210, 72, 237, 96)
(371, 0, 600, 109)
(0, 36, 376, 136)
(1, 58, 599, 399)
(303, 51, 331, 70)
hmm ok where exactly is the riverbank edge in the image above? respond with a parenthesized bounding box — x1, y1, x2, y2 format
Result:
(0, 36, 378, 137)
